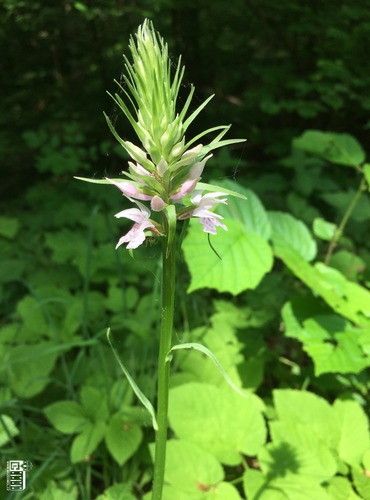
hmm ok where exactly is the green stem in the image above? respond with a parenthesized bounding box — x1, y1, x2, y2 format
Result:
(324, 178, 366, 265)
(151, 222, 176, 500)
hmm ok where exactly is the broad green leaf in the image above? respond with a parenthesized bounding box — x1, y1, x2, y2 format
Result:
(164, 439, 224, 492)
(39, 481, 79, 500)
(44, 401, 87, 434)
(0, 259, 26, 283)
(96, 483, 136, 500)
(161, 481, 242, 500)
(16, 295, 50, 339)
(80, 386, 109, 422)
(268, 421, 337, 481)
(244, 468, 331, 500)
(169, 382, 266, 465)
(269, 211, 317, 261)
(313, 217, 336, 241)
(274, 241, 370, 326)
(216, 180, 271, 240)
(107, 329, 158, 431)
(183, 219, 273, 294)
(173, 304, 246, 389)
(0, 415, 19, 446)
(0, 216, 20, 239)
(327, 476, 362, 500)
(293, 130, 365, 168)
(334, 399, 370, 466)
(302, 321, 369, 376)
(168, 342, 246, 398)
(70, 420, 106, 463)
(105, 414, 143, 465)
(364, 449, 370, 470)
(273, 389, 339, 449)
(6, 342, 59, 398)
(329, 250, 365, 281)
(352, 466, 370, 500)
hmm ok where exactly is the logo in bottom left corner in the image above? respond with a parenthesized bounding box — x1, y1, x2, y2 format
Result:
(6, 460, 33, 491)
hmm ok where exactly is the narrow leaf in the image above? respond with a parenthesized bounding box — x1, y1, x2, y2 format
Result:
(196, 181, 247, 200)
(167, 342, 247, 398)
(107, 329, 158, 431)
(183, 94, 215, 132)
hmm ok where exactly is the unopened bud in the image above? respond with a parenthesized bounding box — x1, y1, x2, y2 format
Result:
(151, 195, 165, 211)
(157, 158, 169, 177)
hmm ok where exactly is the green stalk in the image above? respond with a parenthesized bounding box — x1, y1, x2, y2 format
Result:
(152, 218, 176, 500)
(324, 178, 366, 265)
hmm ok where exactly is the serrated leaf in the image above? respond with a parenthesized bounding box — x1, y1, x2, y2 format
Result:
(105, 414, 143, 465)
(269, 211, 317, 261)
(183, 219, 273, 294)
(44, 401, 87, 434)
(70, 421, 106, 463)
(293, 130, 365, 168)
(169, 382, 266, 465)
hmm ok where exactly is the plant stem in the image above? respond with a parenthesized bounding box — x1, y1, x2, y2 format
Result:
(151, 223, 176, 500)
(324, 178, 366, 265)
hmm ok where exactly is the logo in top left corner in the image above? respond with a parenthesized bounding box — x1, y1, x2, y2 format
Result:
(6, 460, 33, 491)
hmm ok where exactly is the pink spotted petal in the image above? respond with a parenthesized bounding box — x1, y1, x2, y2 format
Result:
(199, 216, 228, 235)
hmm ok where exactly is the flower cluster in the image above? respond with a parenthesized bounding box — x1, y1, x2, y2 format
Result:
(103, 20, 244, 249)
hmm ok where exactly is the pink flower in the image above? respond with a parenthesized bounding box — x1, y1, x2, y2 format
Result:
(179, 191, 228, 234)
(171, 155, 212, 200)
(114, 202, 157, 249)
(106, 178, 152, 201)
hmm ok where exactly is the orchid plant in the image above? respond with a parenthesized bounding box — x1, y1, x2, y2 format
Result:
(77, 19, 245, 500)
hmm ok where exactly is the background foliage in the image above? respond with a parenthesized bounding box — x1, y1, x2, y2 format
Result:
(1, 1, 370, 498)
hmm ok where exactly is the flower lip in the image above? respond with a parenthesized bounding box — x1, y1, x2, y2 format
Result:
(114, 200, 158, 249)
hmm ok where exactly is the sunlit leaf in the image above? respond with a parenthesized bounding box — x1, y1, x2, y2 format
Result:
(169, 383, 266, 465)
(183, 219, 273, 294)
(269, 211, 317, 261)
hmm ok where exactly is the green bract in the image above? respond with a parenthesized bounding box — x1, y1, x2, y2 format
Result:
(104, 19, 244, 180)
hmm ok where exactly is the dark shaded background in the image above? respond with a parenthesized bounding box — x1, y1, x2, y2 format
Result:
(2, 0, 370, 194)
